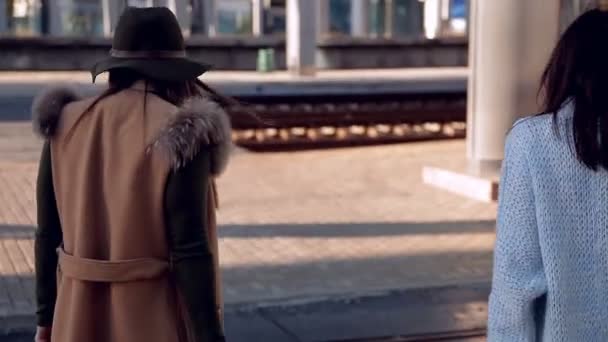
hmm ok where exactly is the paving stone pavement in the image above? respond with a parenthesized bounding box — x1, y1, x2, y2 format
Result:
(0, 122, 497, 326)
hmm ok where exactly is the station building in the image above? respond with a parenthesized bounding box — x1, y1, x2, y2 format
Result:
(0, 0, 467, 39)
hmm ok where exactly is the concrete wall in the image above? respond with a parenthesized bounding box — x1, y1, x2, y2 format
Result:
(0, 36, 467, 71)
(318, 37, 467, 69)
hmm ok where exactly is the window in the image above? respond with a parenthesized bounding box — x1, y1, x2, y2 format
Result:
(368, 0, 386, 37)
(448, 0, 467, 34)
(217, 0, 252, 35)
(328, 0, 351, 36)
(57, 0, 103, 36)
(449, 0, 467, 19)
(392, 0, 423, 38)
(2, 0, 43, 36)
(266, 5, 285, 34)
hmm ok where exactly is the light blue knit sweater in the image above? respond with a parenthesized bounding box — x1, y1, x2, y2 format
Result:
(488, 102, 608, 341)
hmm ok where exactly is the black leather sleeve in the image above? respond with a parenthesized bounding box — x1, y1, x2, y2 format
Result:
(164, 148, 225, 342)
(34, 142, 63, 327)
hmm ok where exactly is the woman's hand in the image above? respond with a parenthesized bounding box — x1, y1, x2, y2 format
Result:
(35, 326, 52, 342)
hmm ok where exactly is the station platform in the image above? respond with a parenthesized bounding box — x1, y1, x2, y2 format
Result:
(0, 67, 468, 98)
(0, 122, 493, 341)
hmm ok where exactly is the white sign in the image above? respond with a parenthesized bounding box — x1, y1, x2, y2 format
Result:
(13, 0, 29, 18)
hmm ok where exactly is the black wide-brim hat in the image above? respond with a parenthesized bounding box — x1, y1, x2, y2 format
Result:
(91, 6, 211, 82)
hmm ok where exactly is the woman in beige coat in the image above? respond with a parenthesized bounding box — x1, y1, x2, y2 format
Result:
(33, 7, 230, 342)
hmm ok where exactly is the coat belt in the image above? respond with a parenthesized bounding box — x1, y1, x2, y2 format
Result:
(57, 248, 169, 283)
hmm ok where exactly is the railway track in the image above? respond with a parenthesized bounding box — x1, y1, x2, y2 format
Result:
(228, 92, 467, 151)
(230, 94, 466, 151)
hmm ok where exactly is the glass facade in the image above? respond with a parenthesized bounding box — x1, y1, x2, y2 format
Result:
(217, 0, 252, 35)
(57, 0, 104, 36)
(3, 0, 44, 36)
(392, 0, 424, 37)
(450, 0, 466, 18)
(368, 0, 385, 37)
(328, 0, 350, 36)
(447, 0, 467, 35)
(266, 5, 285, 34)
(0, 0, 470, 39)
(560, 0, 598, 31)
(323, 0, 424, 39)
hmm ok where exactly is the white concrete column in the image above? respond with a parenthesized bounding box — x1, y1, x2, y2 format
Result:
(102, 0, 111, 36)
(350, 0, 368, 37)
(252, 0, 265, 36)
(384, 0, 394, 38)
(466, 0, 561, 174)
(423, 0, 441, 39)
(317, 0, 329, 38)
(167, 0, 190, 34)
(204, 0, 217, 36)
(102, 0, 125, 37)
(439, 0, 450, 21)
(287, 0, 317, 75)
(166, 0, 177, 13)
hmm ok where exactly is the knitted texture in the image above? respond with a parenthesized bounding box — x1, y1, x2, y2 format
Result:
(488, 102, 608, 341)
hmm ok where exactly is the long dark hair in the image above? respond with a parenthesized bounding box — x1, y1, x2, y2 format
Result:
(83, 68, 238, 117)
(65, 69, 244, 143)
(540, 9, 608, 171)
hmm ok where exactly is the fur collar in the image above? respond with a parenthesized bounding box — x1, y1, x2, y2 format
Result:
(32, 86, 232, 175)
(148, 97, 232, 175)
(32, 86, 80, 138)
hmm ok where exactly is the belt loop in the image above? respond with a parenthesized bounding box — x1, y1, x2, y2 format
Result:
(56, 248, 169, 282)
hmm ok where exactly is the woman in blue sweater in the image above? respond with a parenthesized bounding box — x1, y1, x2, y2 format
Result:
(488, 9, 608, 341)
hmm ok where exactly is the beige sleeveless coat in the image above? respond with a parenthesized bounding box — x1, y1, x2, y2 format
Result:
(32, 83, 231, 342)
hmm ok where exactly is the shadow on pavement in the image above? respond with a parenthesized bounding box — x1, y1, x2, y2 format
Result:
(1, 276, 489, 342)
(0, 222, 493, 341)
(219, 220, 496, 239)
(0, 225, 35, 240)
(1, 221, 496, 240)
(0, 223, 493, 306)
(222, 250, 493, 305)
(0, 97, 33, 122)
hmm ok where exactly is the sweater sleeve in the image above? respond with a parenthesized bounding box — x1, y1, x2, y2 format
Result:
(35, 142, 63, 327)
(164, 148, 225, 342)
(487, 121, 548, 341)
